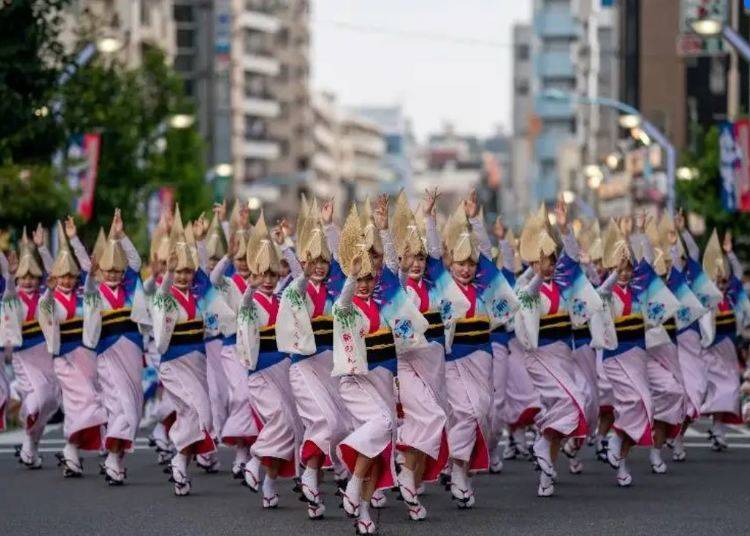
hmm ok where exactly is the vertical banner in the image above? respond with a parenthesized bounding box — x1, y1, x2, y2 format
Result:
(718, 121, 740, 212)
(733, 119, 750, 212)
(64, 133, 101, 222)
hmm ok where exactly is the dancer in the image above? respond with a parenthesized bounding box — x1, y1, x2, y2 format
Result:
(83, 209, 149, 485)
(0, 228, 59, 468)
(38, 219, 107, 478)
(150, 206, 219, 495)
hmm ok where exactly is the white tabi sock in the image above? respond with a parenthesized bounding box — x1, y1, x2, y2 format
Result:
(712, 419, 727, 440)
(649, 448, 663, 466)
(171, 452, 188, 474)
(262, 474, 277, 497)
(301, 465, 319, 496)
(234, 446, 250, 468)
(345, 474, 363, 504)
(105, 451, 119, 470)
(358, 501, 372, 523)
(450, 462, 469, 490)
(608, 433, 622, 460)
(398, 466, 417, 502)
(63, 442, 80, 465)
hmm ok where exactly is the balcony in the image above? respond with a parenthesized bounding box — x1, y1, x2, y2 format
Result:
(533, 95, 574, 120)
(243, 55, 280, 76)
(535, 50, 575, 79)
(243, 97, 280, 118)
(533, 11, 579, 39)
(534, 132, 563, 162)
(244, 139, 280, 160)
(238, 10, 280, 33)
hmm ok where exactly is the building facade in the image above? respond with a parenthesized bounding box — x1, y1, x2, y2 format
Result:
(509, 23, 534, 227)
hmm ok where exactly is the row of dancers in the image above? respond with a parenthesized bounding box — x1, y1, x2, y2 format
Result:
(1, 190, 748, 534)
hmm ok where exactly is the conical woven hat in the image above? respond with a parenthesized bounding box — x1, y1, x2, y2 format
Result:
(15, 227, 43, 278)
(296, 193, 310, 249)
(703, 229, 729, 281)
(205, 214, 227, 260)
(360, 197, 384, 255)
(99, 238, 128, 272)
(602, 219, 632, 269)
(645, 218, 667, 276)
(50, 221, 80, 278)
(391, 191, 426, 257)
(92, 227, 106, 264)
(519, 208, 557, 263)
(443, 204, 478, 263)
(246, 211, 281, 275)
(170, 205, 196, 271)
(339, 204, 374, 278)
(299, 199, 331, 262)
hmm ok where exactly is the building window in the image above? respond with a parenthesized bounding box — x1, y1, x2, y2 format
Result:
(176, 29, 195, 48)
(140, 0, 151, 24)
(174, 5, 194, 22)
(515, 44, 529, 61)
(245, 160, 267, 180)
(245, 115, 267, 139)
(174, 54, 194, 72)
(183, 78, 194, 97)
(516, 80, 529, 96)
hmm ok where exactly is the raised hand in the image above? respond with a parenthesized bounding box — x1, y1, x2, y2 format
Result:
(493, 216, 506, 241)
(321, 197, 334, 225)
(192, 216, 207, 241)
(723, 231, 733, 254)
(32, 223, 45, 247)
(271, 222, 285, 246)
(64, 216, 77, 239)
(239, 204, 250, 228)
(373, 194, 389, 230)
(423, 187, 441, 216)
(634, 211, 646, 233)
(279, 217, 292, 238)
(674, 209, 685, 231)
(554, 199, 568, 232)
(111, 208, 124, 239)
(463, 189, 479, 218)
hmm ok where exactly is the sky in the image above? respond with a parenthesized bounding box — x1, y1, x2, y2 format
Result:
(311, 0, 532, 141)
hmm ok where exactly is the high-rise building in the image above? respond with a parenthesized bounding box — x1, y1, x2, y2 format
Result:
(509, 23, 534, 227)
(60, 0, 176, 68)
(170, 0, 312, 211)
(530, 0, 579, 206)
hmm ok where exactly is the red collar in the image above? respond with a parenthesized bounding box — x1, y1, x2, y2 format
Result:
(54, 290, 78, 320)
(231, 273, 248, 294)
(306, 281, 327, 318)
(540, 281, 561, 315)
(406, 277, 429, 313)
(99, 283, 125, 310)
(170, 287, 197, 320)
(612, 284, 632, 316)
(454, 280, 477, 318)
(254, 291, 279, 326)
(353, 296, 380, 333)
(718, 297, 731, 312)
(18, 290, 38, 322)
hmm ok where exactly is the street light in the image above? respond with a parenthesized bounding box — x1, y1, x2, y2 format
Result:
(584, 164, 604, 190)
(169, 114, 195, 129)
(562, 190, 576, 204)
(692, 16, 750, 62)
(214, 163, 233, 177)
(540, 89, 677, 213)
(631, 127, 651, 146)
(618, 114, 641, 129)
(248, 197, 262, 210)
(677, 166, 698, 181)
(96, 35, 123, 54)
(605, 152, 620, 170)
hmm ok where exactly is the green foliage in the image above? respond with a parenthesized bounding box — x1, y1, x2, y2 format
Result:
(0, 165, 72, 228)
(678, 125, 750, 259)
(59, 48, 209, 250)
(0, 0, 70, 163)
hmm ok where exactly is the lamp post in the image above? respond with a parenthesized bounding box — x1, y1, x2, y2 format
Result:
(541, 89, 677, 214)
(692, 17, 750, 62)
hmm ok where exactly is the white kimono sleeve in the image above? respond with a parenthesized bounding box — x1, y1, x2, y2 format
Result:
(151, 274, 179, 355)
(0, 270, 23, 348)
(38, 288, 60, 355)
(82, 272, 103, 350)
(332, 276, 368, 376)
(276, 275, 316, 356)
(235, 286, 260, 370)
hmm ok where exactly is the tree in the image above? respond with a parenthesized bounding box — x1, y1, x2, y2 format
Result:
(678, 125, 750, 259)
(60, 47, 209, 249)
(0, 0, 70, 164)
(0, 165, 72, 230)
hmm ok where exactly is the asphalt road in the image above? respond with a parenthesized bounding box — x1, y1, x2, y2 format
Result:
(1, 422, 749, 536)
